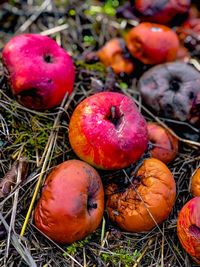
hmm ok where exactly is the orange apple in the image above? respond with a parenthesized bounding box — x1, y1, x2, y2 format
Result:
(34, 160, 104, 244)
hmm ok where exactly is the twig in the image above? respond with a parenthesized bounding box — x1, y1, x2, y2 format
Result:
(133, 238, 154, 267)
(40, 24, 69, 36)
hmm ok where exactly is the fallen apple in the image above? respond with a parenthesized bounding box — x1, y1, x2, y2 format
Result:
(106, 158, 176, 232)
(2, 33, 75, 110)
(126, 22, 179, 65)
(68, 92, 148, 170)
(97, 38, 134, 75)
(177, 197, 200, 264)
(190, 168, 200, 197)
(34, 159, 104, 244)
(147, 122, 178, 164)
(134, 0, 191, 25)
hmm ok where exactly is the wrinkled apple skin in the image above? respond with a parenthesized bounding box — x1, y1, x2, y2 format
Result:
(147, 122, 178, 164)
(177, 197, 200, 264)
(134, 0, 191, 25)
(191, 168, 200, 197)
(68, 92, 148, 170)
(97, 38, 134, 75)
(2, 34, 75, 110)
(106, 158, 176, 232)
(126, 22, 179, 65)
(34, 160, 104, 244)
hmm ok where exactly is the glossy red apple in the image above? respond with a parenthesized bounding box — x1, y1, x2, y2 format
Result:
(147, 122, 178, 164)
(34, 160, 104, 244)
(68, 92, 148, 170)
(177, 197, 200, 264)
(2, 34, 75, 110)
(190, 168, 200, 197)
(126, 22, 179, 65)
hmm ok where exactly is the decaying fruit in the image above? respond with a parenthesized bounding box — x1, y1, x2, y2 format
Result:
(147, 122, 178, 164)
(106, 158, 176, 232)
(34, 160, 104, 244)
(190, 168, 200, 197)
(97, 38, 134, 75)
(138, 61, 200, 125)
(177, 197, 200, 264)
(126, 22, 179, 65)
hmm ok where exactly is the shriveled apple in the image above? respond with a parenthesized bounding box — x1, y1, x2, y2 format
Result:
(34, 160, 104, 244)
(177, 197, 200, 264)
(68, 92, 148, 170)
(106, 158, 176, 232)
(2, 34, 75, 110)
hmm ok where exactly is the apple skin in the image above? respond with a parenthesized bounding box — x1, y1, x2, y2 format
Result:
(177, 197, 200, 264)
(34, 160, 104, 244)
(126, 22, 179, 65)
(191, 168, 200, 197)
(2, 34, 75, 110)
(147, 122, 178, 164)
(106, 158, 176, 232)
(97, 38, 134, 75)
(68, 92, 148, 170)
(134, 0, 191, 25)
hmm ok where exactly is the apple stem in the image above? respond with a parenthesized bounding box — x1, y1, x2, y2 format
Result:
(110, 106, 116, 121)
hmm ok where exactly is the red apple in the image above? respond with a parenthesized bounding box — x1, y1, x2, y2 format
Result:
(68, 92, 148, 170)
(2, 34, 75, 110)
(34, 160, 104, 244)
(126, 22, 179, 65)
(147, 122, 178, 164)
(190, 168, 200, 197)
(134, 0, 191, 25)
(177, 197, 200, 264)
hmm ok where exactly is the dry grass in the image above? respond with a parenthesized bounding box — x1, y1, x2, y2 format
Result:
(0, 0, 200, 266)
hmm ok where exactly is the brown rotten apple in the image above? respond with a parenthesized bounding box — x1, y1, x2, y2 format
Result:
(106, 158, 176, 232)
(34, 160, 104, 244)
(177, 197, 200, 264)
(69, 92, 148, 170)
(2, 34, 75, 110)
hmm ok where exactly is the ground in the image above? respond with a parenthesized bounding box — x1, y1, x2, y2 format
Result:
(0, 0, 200, 266)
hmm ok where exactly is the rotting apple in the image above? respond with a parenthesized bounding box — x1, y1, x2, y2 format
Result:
(177, 197, 200, 264)
(106, 158, 176, 232)
(147, 122, 178, 164)
(34, 159, 104, 244)
(68, 92, 148, 170)
(97, 38, 134, 75)
(138, 61, 200, 125)
(134, 0, 191, 25)
(2, 34, 75, 110)
(190, 168, 200, 197)
(126, 22, 179, 65)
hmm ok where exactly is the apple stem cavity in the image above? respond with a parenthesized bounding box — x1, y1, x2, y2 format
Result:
(87, 197, 97, 210)
(43, 54, 53, 63)
(189, 225, 200, 237)
(107, 106, 122, 127)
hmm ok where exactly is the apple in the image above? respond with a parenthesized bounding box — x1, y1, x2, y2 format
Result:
(97, 38, 134, 75)
(147, 122, 178, 164)
(2, 34, 75, 110)
(68, 92, 148, 170)
(190, 168, 200, 197)
(177, 197, 200, 264)
(106, 158, 176, 232)
(126, 22, 179, 65)
(134, 0, 191, 25)
(34, 159, 104, 244)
